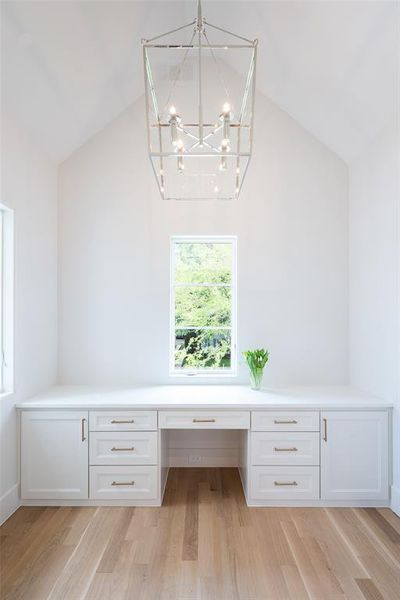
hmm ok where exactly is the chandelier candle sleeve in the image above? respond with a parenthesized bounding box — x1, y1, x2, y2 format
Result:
(142, 0, 257, 200)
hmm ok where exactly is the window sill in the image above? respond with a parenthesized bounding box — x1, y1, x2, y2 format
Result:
(169, 372, 238, 378)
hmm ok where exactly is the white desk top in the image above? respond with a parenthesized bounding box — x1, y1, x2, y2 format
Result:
(16, 385, 392, 410)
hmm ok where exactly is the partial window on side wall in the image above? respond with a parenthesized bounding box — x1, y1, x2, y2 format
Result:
(0, 204, 14, 394)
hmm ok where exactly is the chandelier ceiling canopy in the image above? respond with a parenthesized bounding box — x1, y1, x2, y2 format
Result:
(142, 0, 258, 201)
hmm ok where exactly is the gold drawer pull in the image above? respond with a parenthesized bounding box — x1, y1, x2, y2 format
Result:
(193, 418, 216, 423)
(323, 418, 328, 442)
(111, 447, 135, 452)
(111, 480, 135, 486)
(111, 419, 135, 424)
(274, 447, 298, 452)
(274, 481, 298, 486)
(81, 418, 87, 442)
(274, 419, 298, 424)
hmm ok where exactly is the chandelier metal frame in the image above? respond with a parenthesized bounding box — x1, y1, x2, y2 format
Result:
(142, 0, 258, 200)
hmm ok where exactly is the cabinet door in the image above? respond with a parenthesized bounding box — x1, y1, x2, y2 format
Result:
(21, 411, 89, 499)
(321, 411, 389, 501)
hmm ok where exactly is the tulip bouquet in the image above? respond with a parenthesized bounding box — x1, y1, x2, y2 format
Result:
(242, 348, 269, 390)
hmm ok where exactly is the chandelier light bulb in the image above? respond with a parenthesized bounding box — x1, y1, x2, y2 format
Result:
(221, 103, 231, 145)
(214, 185, 220, 193)
(169, 108, 181, 148)
(177, 139, 184, 173)
(220, 139, 229, 171)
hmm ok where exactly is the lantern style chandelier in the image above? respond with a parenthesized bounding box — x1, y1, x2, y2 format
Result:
(142, 0, 257, 200)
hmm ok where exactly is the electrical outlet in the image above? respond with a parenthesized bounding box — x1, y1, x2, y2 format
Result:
(188, 455, 202, 465)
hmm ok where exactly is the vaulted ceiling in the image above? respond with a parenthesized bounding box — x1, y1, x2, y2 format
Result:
(1, 1, 398, 164)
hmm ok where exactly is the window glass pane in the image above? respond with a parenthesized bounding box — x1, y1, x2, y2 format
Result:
(175, 242, 232, 284)
(174, 329, 231, 370)
(175, 286, 231, 327)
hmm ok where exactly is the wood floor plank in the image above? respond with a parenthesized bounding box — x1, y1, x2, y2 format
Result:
(355, 578, 385, 600)
(1, 468, 400, 600)
(328, 508, 400, 600)
(376, 509, 400, 535)
(182, 488, 199, 561)
(361, 509, 400, 544)
(47, 507, 122, 600)
(96, 507, 135, 574)
(1, 507, 74, 600)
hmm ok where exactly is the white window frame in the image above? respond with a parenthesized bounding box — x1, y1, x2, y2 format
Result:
(0, 203, 14, 395)
(170, 235, 237, 377)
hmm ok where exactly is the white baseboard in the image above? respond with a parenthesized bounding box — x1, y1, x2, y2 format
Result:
(391, 484, 400, 516)
(0, 483, 20, 525)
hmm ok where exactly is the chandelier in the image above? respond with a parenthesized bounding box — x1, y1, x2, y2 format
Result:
(142, 0, 257, 200)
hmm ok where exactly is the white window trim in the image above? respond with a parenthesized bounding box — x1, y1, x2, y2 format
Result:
(0, 203, 14, 395)
(169, 235, 237, 377)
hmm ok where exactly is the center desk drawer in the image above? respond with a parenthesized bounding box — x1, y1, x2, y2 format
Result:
(158, 411, 250, 429)
(89, 411, 157, 431)
(90, 431, 158, 465)
(251, 432, 319, 466)
(252, 411, 319, 432)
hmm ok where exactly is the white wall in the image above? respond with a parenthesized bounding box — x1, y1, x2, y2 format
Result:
(58, 92, 348, 387)
(0, 114, 58, 523)
(349, 126, 400, 514)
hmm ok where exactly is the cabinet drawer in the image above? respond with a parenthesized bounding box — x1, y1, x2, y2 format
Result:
(90, 431, 158, 466)
(158, 411, 250, 429)
(89, 411, 157, 431)
(251, 432, 319, 466)
(251, 466, 319, 500)
(252, 411, 319, 432)
(90, 466, 157, 499)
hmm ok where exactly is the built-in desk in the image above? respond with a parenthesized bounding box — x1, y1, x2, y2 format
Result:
(17, 385, 393, 507)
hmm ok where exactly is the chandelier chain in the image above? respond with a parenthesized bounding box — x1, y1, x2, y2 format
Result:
(203, 30, 231, 106)
(163, 30, 197, 118)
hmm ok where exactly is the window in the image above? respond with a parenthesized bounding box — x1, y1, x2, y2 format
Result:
(170, 236, 237, 376)
(0, 204, 14, 394)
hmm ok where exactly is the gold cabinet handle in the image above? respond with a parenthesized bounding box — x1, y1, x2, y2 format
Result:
(274, 419, 298, 424)
(81, 418, 87, 442)
(323, 418, 328, 442)
(274, 447, 298, 452)
(274, 481, 298, 486)
(193, 418, 216, 423)
(111, 447, 135, 452)
(111, 419, 135, 424)
(111, 480, 135, 486)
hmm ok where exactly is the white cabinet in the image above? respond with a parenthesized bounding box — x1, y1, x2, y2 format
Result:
(21, 411, 88, 500)
(320, 411, 389, 501)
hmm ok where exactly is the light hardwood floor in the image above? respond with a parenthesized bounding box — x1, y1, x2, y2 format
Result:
(1, 468, 400, 600)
